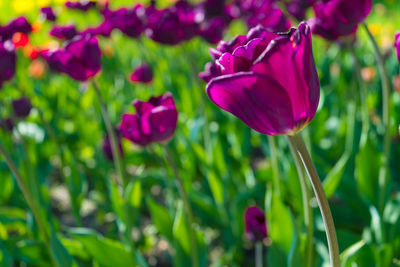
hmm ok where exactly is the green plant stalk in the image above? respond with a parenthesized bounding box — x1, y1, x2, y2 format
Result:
(38, 111, 82, 226)
(0, 142, 50, 245)
(267, 135, 281, 196)
(255, 242, 263, 267)
(363, 23, 391, 213)
(288, 134, 340, 267)
(164, 145, 199, 267)
(92, 81, 126, 188)
(350, 44, 370, 147)
(287, 136, 313, 267)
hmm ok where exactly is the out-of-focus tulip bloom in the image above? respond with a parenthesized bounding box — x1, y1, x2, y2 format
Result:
(12, 33, 29, 48)
(0, 118, 14, 132)
(0, 17, 32, 41)
(12, 97, 32, 118)
(101, 5, 145, 38)
(394, 32, 400, 63)
(50, 25, 78, 40)
(102, 130, 123, 161)
(42, 35, 101, 81)
(245, 206, 267, 242)
(0, 41, 16, 88)
(41, 7, 57, 22)
(29, 59, 46, 79)
(309, 0, 372, 40)
(285, 0, 316, 21)
(120, 92, 178, 146)
(204, 23, 320, 136)
(65, 0, 96, 12)
(130, 64, 153, 83)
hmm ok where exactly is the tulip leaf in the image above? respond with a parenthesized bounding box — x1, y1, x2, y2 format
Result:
(49, 229, 75, 267)
(173, 202, 191, 254)
(207, 170, 224, 205)
(269, 193, 293, 253)
(147, 197, 173, 241)
(69, 228, 135, 267)
(355, 138, 382, 205)
(323, 152, 350, 199)
(126, 179, 142, 208)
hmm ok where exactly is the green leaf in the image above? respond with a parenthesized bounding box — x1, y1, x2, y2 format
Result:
(147, 197, 173, 241)
(49, 229, 75, 267)
(207, 171, 224, 205)
(126, 179, 142, 208)
(269, 193, 294, 253)
(173, 202, 191, 254)
(69, 228, 135, 267)
(355, 138, 382, 205)
(323, 152, 349, 199)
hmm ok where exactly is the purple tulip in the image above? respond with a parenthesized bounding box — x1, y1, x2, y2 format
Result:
(101, 5, 145, 38)
(0, 17, 32, 41)
(394, 32, 400, 62)
(50, 25, 78, 39)
(0, 118, 14, 132)
(309, 0, 371, 40)
(102, 130, 123, 161)
(41, 7, 57, 22)
(130, 64, 153, 83)
(42, 35, 101, 81)
(0, 41, 16, 88)
(245, 206, 267, 242)
(204, 22, 320, 136)
(120, 92, 178, 146)
(12, 97, 32, 118)
(65, 0, 96, 12)
(145, 1, 198, 45)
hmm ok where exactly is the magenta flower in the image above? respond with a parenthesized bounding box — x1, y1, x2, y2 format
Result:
(65, 0, 96, 12)
(309, 0, 371, 40)
(42, 35, 101, 81)
(204, 22, 320, 136)
(0, 41, 16, 88)
(130, 64, 153, 83)
(50, 25, 78, 39)
(285, 0, 316, 21)
(12, 97, 32, 118)
(245, 206, 267, 242)
(101, 5, 145, 38)
(120, 92, 178, 146)
(0, 17, 32, 41)
(41, 7, 57, 22)
(102, 130, 123, 161)
(394, 32, 400, 62)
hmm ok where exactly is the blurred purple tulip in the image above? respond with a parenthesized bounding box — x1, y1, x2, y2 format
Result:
(65, 0, 96, 12)
(285, 0, 316, 21)
(130, 64, 153, 83)
(245, 206, 267, 242)
(309, 0, 371, 40)
(101, 5, 145, 38)
(42, 35, 101, 81)
(0, 118, 14, 132)
(12, 97, 32, 118)
(102, 130, 123, 161)
(394, 32, 400, 63)
(41, 7, 57, 22)
(0, 17, 32, 41)
(50, 25, 78, 39)
(0, 41, 16, 88)
(120, 92, 178, 146)
(204, 22, 320, 136)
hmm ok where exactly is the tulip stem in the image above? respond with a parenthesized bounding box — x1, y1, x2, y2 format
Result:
(288, 134, 340, 267)
(0, 141, 50, 246)
(164, 145, 199, 267)
(287, 136, 313, 267)
(255, 242, 263, 267)
(267, 136, 281, 196)
(363, 22, 391, 213)
(350, 44, 369, 147)
(92, 81, 126, 188)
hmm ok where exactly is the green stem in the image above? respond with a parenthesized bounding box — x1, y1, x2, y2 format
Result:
(288, 134, 340, 267)
(255, 242, 263, 267)
(287, 136, 313, 267)
(0, 142, 50, 244)
(164, 145, 199, 267)
(92, 80, 126, 188)
(362, 22, 391, 213)
(350, 44, 370, 147)
(267, 136, 281, 196)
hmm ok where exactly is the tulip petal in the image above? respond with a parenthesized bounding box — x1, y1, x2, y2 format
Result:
(206, 72, 295, 135)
